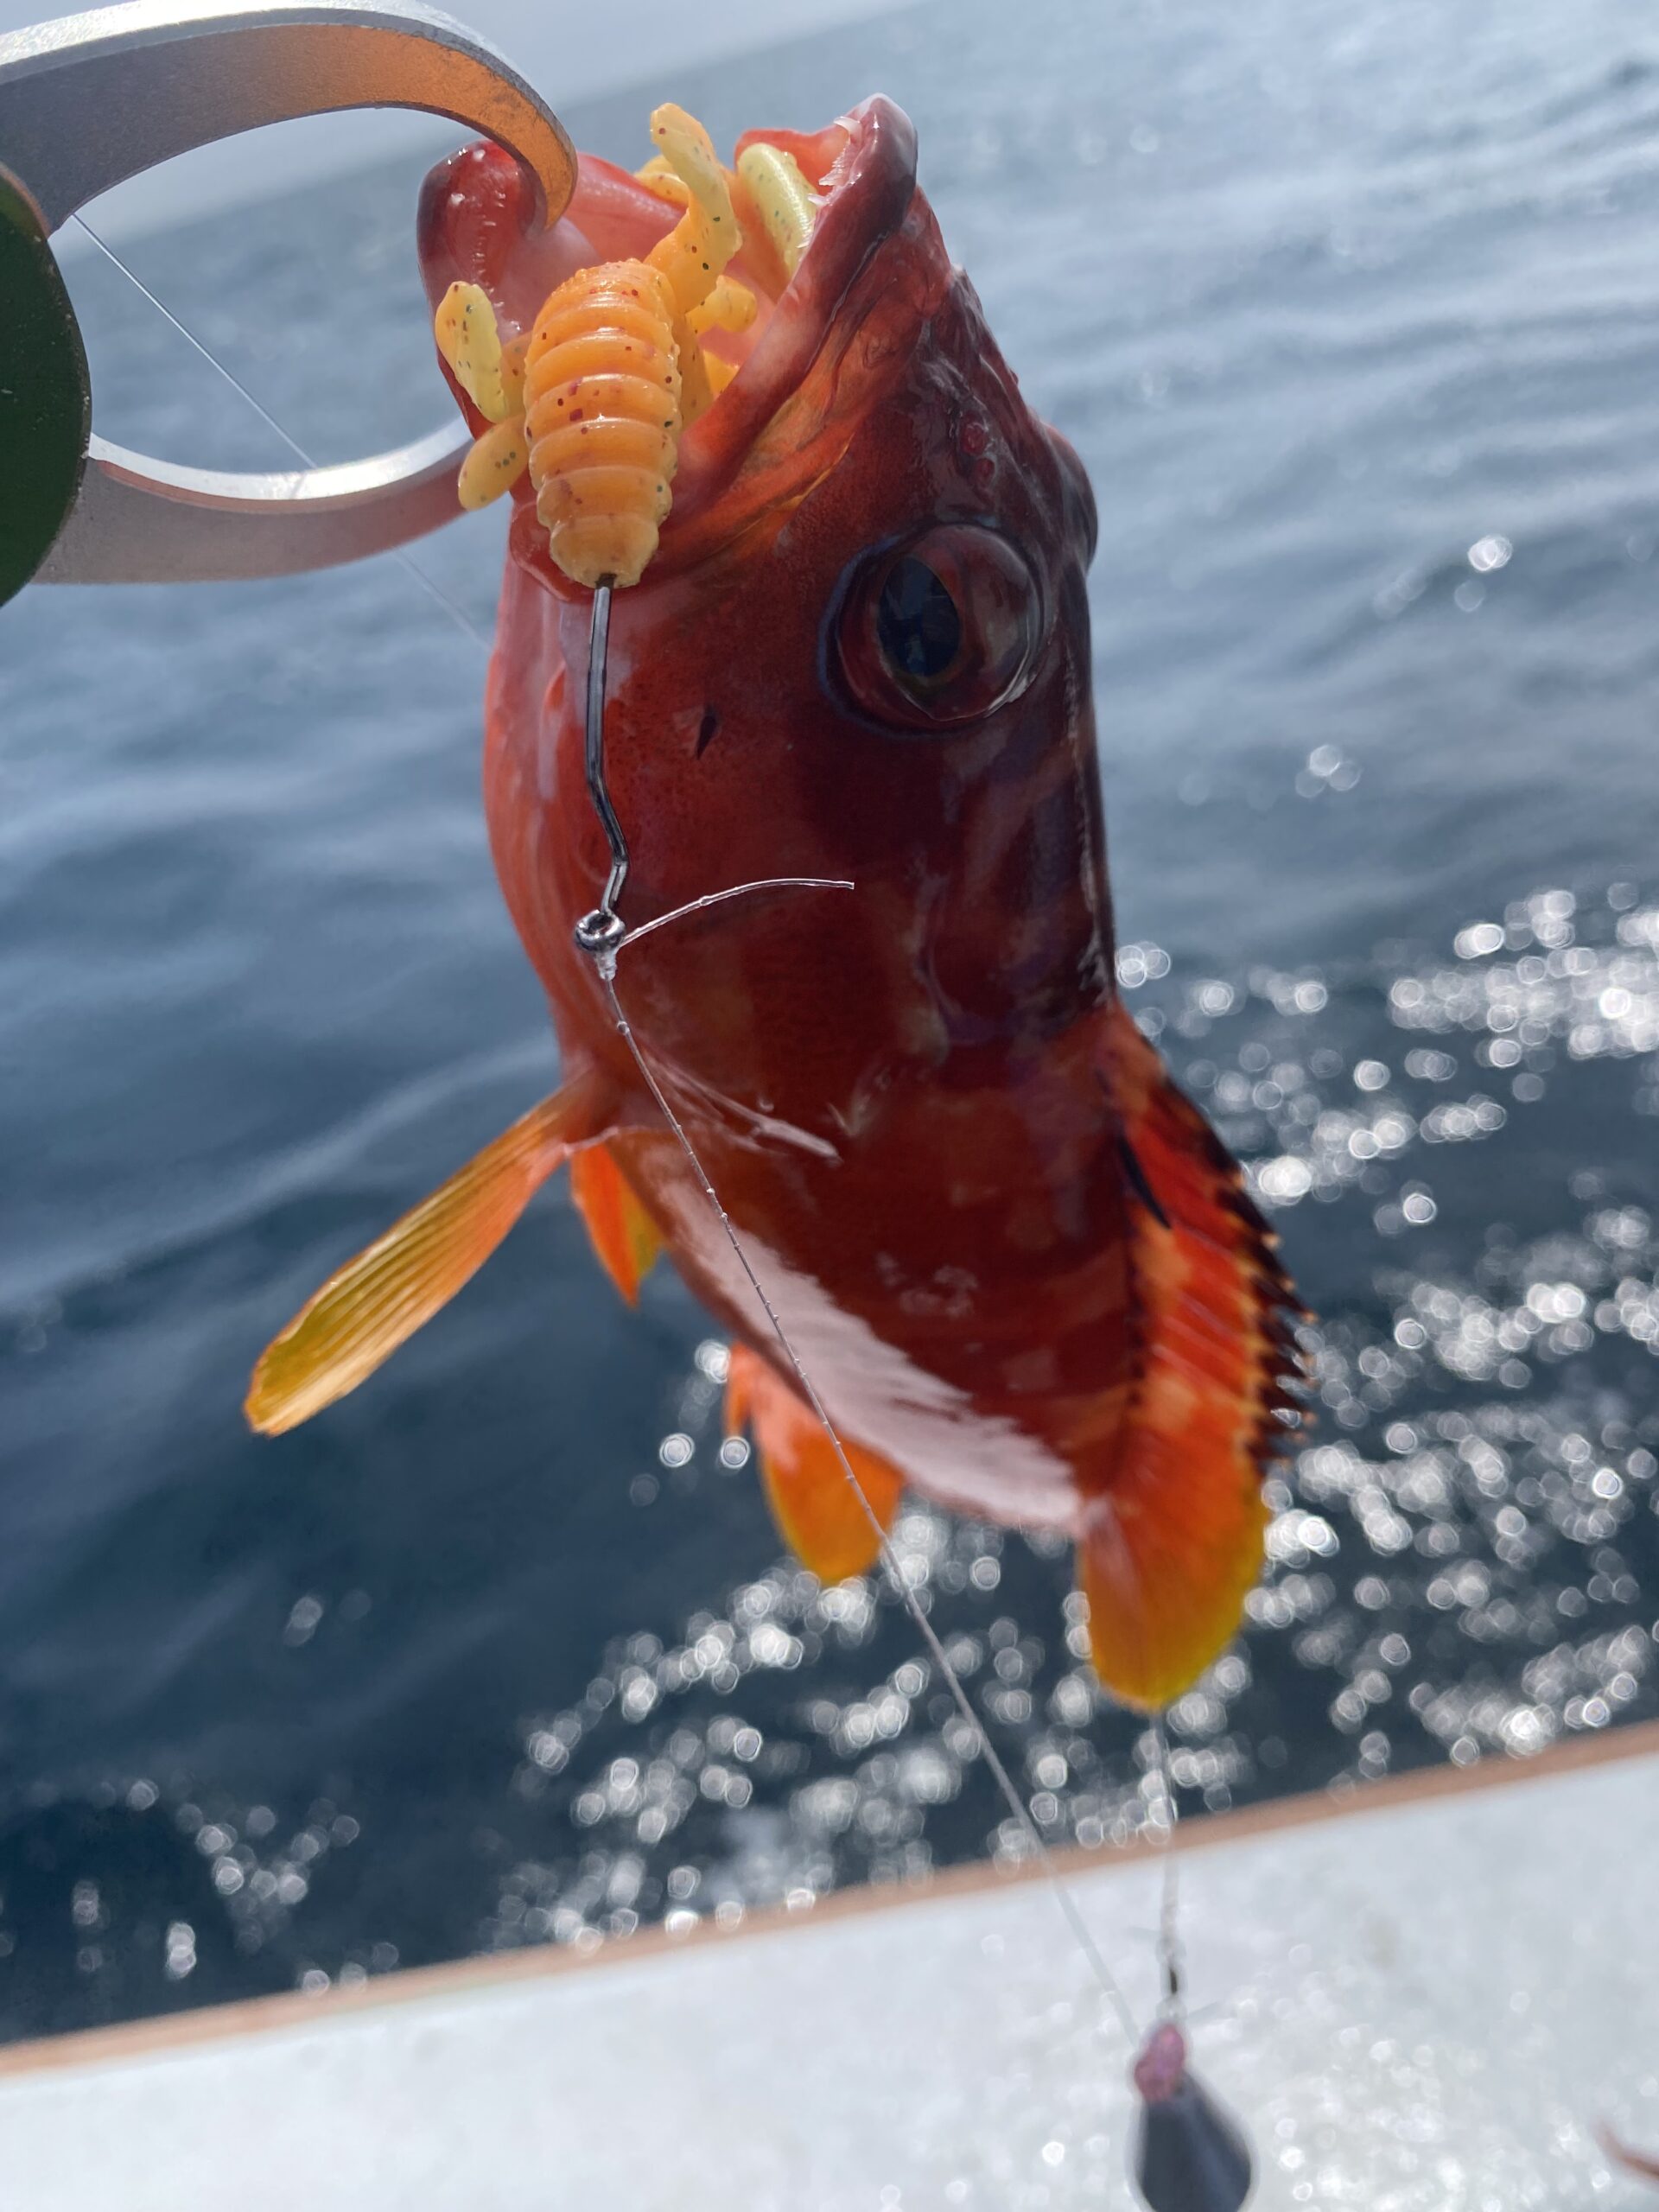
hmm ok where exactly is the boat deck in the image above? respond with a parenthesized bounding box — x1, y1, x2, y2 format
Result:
(3, 1724, 1657, 2209)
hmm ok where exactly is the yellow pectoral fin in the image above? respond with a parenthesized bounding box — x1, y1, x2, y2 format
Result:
(246, 1075, 609, 1437)
(569, 1145, 663, 1306)
(725, 1344, 904, 1584)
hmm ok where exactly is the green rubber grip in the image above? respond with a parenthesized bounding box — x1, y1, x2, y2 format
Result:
(0, 175, 90, 609)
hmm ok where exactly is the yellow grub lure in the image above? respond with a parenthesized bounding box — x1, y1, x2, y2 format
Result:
(432, 280, 526, 423)
(638, 101, 742, 425)
(434, 101, 786, 590)
(632, 151, 690, 209)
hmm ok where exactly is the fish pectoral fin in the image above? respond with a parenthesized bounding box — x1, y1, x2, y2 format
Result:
(245, 1074, 611, 1437)
(569, 1144, 663, 1306)
(726, 1344, 904, 1584)
(1078, 1007, 1306, 1710)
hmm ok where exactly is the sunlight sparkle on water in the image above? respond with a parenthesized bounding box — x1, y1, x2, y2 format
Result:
(22, 880, 1656, 1999)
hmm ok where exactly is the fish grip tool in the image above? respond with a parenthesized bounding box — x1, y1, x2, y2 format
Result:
(0, 0, 576, 605)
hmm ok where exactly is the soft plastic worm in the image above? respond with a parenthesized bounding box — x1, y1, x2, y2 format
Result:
(434, 280, 524, 423)
(641, 103, 744, 426)
(456, 417, 530, 510)
(687, 274, 758, 341)
(633, 152, 690, 210)
(437, 104, 805, 588)
(435, 281, 533, 512)
(734, 143, 818, 279)
(517, 105, 743, 584)
(521, 258, 683, 588)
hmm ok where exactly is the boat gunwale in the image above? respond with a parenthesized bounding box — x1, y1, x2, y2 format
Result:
(3, 1714, 1655, 2081)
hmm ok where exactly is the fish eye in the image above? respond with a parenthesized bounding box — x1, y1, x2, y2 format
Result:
(832, 524, 1044, 732)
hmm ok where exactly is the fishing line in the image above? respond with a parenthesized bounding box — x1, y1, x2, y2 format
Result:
(592, 940, 1144, 2048)
(86, 207, 1174, 2057)
(570, 582, 1148, 2049)
(620, 877, 856, 947)
(70, 213, 494, 656)
(581, 582, 629, 923)
(1151, 1715, 1185, 2021)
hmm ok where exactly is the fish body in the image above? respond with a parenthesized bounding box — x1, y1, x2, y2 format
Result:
(251, 100, 1300, 1710)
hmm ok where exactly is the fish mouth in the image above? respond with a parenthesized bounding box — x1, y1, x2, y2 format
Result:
(417, 97, 922, 576)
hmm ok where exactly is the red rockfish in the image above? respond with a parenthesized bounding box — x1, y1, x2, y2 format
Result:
(247, 98, 1302, 1711)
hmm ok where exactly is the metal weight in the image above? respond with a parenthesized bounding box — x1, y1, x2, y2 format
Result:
(1130, 2023, 1254, 2212)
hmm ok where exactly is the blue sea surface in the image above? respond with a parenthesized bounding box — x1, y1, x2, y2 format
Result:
(3, 0, 1658, 2037)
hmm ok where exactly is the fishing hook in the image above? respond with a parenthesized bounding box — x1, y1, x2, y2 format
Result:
(573, 577, 628, 958)
(569, 577, 849, 963)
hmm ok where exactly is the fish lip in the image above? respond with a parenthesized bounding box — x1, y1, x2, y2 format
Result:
(661, 96, 921, 531)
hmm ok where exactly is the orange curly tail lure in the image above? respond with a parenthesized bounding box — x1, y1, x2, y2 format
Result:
(431, 103, 780, 588)
(521, 259, 681, 590)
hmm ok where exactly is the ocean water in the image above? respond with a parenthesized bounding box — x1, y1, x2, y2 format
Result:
(3, 0, 1658, 2040)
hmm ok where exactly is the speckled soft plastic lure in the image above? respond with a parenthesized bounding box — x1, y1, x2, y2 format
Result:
(432, 102, 799, 586)
(247, 94, 1305, 1713)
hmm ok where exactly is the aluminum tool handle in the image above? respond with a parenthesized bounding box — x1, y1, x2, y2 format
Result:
(0, 0, 575, 591)
(41, 427, 478, 583)
(0, 0, 574, 234)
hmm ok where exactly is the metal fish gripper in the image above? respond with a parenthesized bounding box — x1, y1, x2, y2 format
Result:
(0, 0, 576, 604)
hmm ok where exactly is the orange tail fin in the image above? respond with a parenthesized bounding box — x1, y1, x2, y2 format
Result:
(1079, 1007, 1306, 1709)
(726, 1344, 905, 1583)
(570, 1145, 663, 1306)
(246, 1071, 610, 1436)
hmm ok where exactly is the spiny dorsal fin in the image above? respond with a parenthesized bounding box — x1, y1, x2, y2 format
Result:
(726, 1343, 905, 1584)
(246, 1072, 610, 1437)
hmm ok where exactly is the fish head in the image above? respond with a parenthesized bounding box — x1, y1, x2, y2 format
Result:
(418, 99, 1111, 1135)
